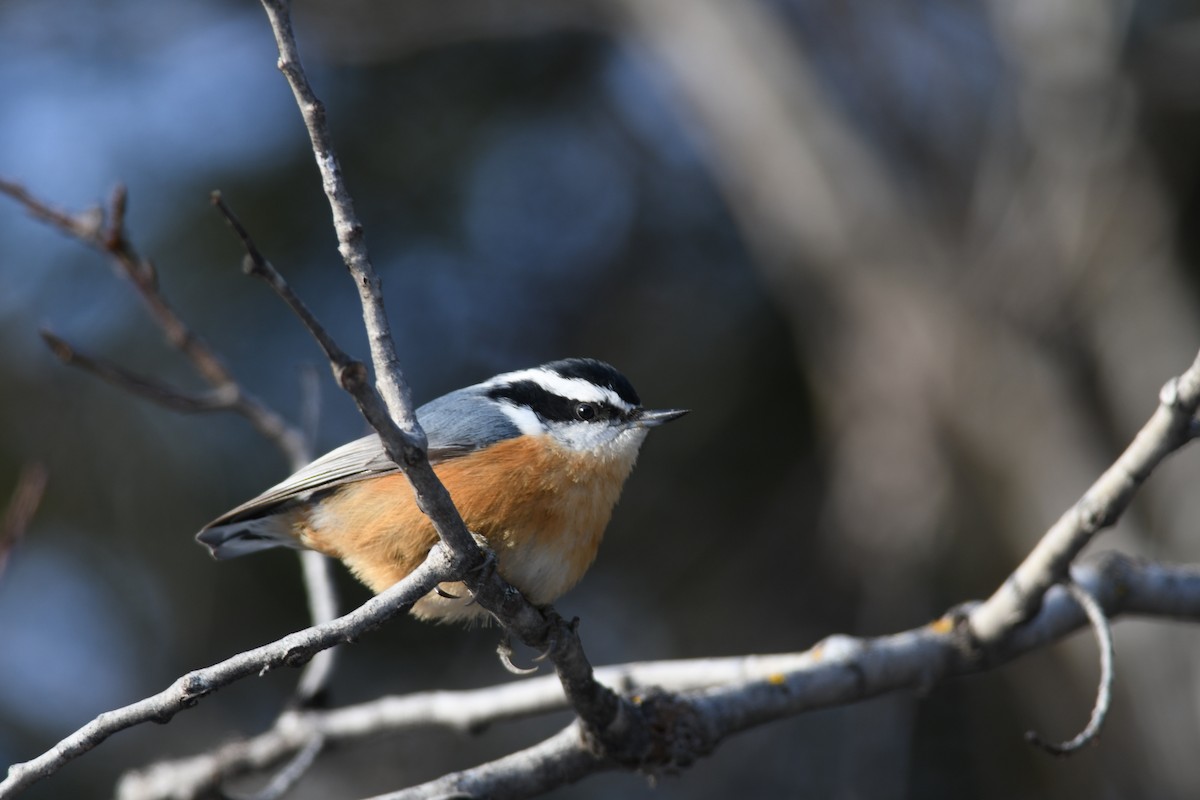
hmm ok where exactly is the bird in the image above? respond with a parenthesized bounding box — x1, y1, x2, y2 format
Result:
(196, 358, 687, 623)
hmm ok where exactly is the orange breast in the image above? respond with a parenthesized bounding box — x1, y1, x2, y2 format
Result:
(294, 435, 639, 621)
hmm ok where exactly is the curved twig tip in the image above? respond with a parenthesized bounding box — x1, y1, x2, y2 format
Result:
(1026, 580, 1114, 756)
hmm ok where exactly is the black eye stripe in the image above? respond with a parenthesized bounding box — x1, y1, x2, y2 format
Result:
(488, 382, 621, 423)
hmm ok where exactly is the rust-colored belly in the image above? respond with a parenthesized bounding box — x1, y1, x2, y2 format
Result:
(296, 435, 637, 622)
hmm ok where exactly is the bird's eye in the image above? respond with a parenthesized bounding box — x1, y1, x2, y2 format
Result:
(575, 402, 596, 421)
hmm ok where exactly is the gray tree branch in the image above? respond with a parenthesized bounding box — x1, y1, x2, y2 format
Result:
(0, 179, 309, 469)
(373, 554, 1200, 800)
(1025, 579, 1115, 755)
(0, 545, 457, 798)
(109, 329, 1200, 798)
(114, 551, 1200, 800)
(0, 177, 342, 713)
(0, 2, 651, 790)
(255, 0, 654, 769)
(968, 348, 1200, 643)
(6, 3, 1200, 798)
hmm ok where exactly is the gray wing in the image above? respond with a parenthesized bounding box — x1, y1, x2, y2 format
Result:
(203, 387, 520, 527)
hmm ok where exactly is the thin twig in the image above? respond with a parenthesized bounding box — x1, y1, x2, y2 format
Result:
(209, 192, 369, 397)
(17, 22, 627, 793)
(1026, 580, 1114, 756)
(0, 463, 49, 577)
(292, 551, 339, 706)
(40, 330, 238, 414)
(223, 735, 325, 800)
(208, 193, 343, 712)
(254, 5, 419, 436)
(6, 176, 344, 720)
(254, 0, 645, 766)
(0, 178, 102, 240)
(0, 544, 457, 799)
(0, 178, 309, 467)
(969, 348, 1200, 644)
(1, 174, 358, 800)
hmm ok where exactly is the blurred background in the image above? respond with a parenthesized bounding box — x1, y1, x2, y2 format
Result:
(3, 0, 1200, 797)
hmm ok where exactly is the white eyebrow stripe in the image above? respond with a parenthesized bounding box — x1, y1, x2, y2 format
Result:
(494, 401, 544, 436)
(485, 369, 636, 411)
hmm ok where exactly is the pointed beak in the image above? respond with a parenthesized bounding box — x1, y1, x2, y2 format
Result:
(635, 408, 689, 427)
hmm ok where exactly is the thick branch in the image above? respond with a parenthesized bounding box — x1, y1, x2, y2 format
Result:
(115, 552, 1200, 800)
(376, 554, 1200, 800)
(969, 348, 1200, 644)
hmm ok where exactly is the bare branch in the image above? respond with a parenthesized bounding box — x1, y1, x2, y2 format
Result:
(255, 3, 419, 436)
(207, 192, 347, 714)
(254, 1, 480, 560)
(370, 724, 597, 800)
(0, 11, 649, 789)
(292, 551, 340, 706)
(0, 463, 48, 578)
(115, 553, 1200, 800)
(0, 178, 308, 468)
(253, 0, 648, 767)
(40, 330, 238, 414)
(1026, 580, 1114, 756)
(969, 348, 1200, 644)
(12, 1, 1200, 796)
(0, 177, 104, 241)
(5, 177, 343, 718)
(224, 735, 325, 800)
(372, 554, 1200, 800)
(209, 192, 375, 409)
(0, 544, 457, 799)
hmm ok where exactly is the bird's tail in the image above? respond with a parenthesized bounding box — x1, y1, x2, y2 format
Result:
(196, 516, 300, 560)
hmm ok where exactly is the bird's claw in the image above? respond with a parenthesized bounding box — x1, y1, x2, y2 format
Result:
(497, 633, 539, 675)
(530, 613, 578, 661)
(461, 532, 497, 608)
(468, 533, 496, 574)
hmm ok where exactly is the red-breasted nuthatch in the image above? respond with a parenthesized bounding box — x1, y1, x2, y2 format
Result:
(197, 358, 687, 623)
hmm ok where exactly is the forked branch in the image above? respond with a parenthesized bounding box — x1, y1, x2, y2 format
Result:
(968, 349, 1200, 644)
